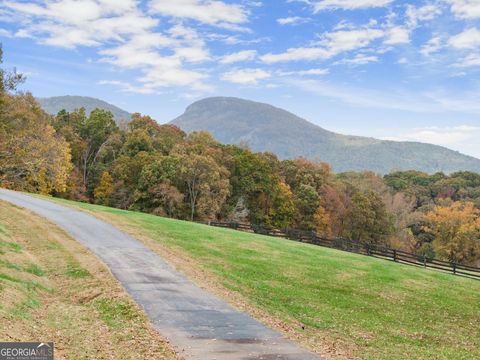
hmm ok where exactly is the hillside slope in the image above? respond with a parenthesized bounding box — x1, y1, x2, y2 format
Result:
(45, 195, 480, 360)
(171, 97, 480, 174)
(37, 95, 132, 122)
(0, 200, 176, 359)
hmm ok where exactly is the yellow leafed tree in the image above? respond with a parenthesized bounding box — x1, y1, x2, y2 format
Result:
(94, 171, 114, 204)
(0, 94, 72, 194)
(423, 202, 480, 265)
(314, 206, 332, 237)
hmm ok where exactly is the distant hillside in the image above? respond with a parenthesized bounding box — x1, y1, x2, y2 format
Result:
(171, 97, 480, 174)
(37, 96, 132, 123)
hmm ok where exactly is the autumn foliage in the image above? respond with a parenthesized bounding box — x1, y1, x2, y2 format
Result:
(423, 202, 480, 265)
(1, 47, 479, 266)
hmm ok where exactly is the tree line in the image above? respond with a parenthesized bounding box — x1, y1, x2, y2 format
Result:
(1, 47, 479, 266)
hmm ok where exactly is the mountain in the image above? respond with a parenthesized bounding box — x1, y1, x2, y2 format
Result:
(37, 96, 132, 122)
(171, 97, 480, 174)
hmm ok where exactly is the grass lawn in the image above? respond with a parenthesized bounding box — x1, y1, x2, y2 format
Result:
(39, 196, 480, 359)
(0, 200, 177, 360)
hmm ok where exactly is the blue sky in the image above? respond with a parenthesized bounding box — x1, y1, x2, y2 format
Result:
(1, 0, 480, 157)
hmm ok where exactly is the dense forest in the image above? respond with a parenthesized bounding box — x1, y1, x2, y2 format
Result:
(1, 47, 479, 266)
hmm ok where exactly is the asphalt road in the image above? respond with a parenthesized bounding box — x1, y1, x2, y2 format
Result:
(0, 189, 321, 360)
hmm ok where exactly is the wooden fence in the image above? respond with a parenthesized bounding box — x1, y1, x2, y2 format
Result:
(206, 221, 480, 280)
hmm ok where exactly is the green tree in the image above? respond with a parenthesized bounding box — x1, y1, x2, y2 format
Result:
(124, 129, 154, 157)
(79, 109, 118, 188)
(110, 152, 159, 209)
(343, 190, 395, 245)
(281, 157, 332, 192)
(176, 154, 230, 221)
(294, 184, 320, 229)
(225, 147, 281, 224)
(266, 181, 296, 229)
(135, 156, 182, 214)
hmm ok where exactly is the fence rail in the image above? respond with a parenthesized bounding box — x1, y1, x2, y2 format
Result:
(206, 221, 480, 280)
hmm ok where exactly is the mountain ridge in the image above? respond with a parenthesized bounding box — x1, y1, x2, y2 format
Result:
(171, 96, 480, 174)
(37, 95, 132, 122)
(36, 95, 480, 174)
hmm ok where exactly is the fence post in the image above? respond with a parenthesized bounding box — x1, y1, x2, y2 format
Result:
(393, 249, 397, 262)
(423, 255, 427, 268)
(452, 262, 457, 275)
(365, 243, 371, 256)
(208, 220, 211, 226)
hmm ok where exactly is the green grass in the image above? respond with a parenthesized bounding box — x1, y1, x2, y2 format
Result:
(42, 195, 480, 359)
(24, 263, 45, 277)
(0, 240, 22, 253)
(0, 224, 8, 235)
(0, 223, 46, 320)
(94, 298, 140, 329)
(64, 264, 91, 278)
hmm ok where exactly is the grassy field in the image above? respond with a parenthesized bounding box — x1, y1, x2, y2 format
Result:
(0, 200, 177, 360)
(37, 196, 480, 359)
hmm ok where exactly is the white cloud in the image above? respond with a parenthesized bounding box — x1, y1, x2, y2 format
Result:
(448, 0, 480, 19)
(421, 36, 443, 56)
(265, 3, 440, 66)
(98, 25, 210, 90)
(0, 28, 12, 37)
(380, 3, 441, 49)
(405, 4, 442, 28)
(221, 68, 270, 84)
(140, 66, 209, 91)
(208, 34, 270, 45)
(277, 16, 309, 25)
(261, 27, 384, 63)
(168, 24, 211, 63)
(383, 125, 480, 148)
(313, 0, 393, 12)
(3, 0, 157, 48)
(449, 28, 480, 49)
(384, 26, 410, 45)
(454, 53, 480, 67)
(149, 0, 248, 26)
(322, 28, 384, 51)
(297, 68, 330, 75)
(98, 80, 158, 94)
(2, 0, 217, 92)
(261, 47, 329, 63)
(339, 54, 379, 65)
(279, 68, 330, 76)
(220, 50, 256, 64)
